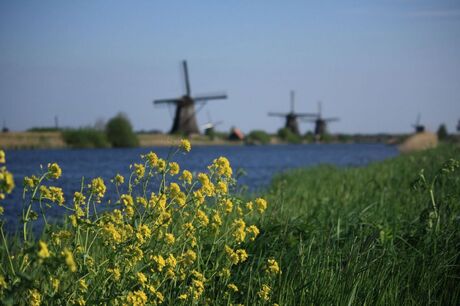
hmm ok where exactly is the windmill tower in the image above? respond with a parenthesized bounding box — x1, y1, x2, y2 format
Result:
(412, 113, 425, 133)
(303, 101, 339, 138)
(153, 61, 227, 135)
(268, 91, 316, 135)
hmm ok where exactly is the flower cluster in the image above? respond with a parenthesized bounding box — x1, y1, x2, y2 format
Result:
(0, 142, 278, 305)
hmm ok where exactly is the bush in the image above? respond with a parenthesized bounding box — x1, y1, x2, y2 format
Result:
(277, 128, 301, 144)
(105, 114, 139, 148)
(437, 124, 448, 140)
(246, 130, 271, 145)
(62, 128, 109, 148)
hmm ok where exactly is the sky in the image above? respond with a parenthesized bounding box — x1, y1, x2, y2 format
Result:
(0, 0, 459, 134)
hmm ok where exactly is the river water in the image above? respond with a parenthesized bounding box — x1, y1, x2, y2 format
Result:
(2, 143, 398, 232)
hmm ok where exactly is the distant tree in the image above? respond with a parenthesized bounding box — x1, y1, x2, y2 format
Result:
(437, 124, 448, 140)
(246, 130, 271, 145)
(277, 128, 301, 144)
(105, 113, 139, 148)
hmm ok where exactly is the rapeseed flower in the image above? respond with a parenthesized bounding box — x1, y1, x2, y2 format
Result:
(62, 248, 77, 272)
(126, 290, 148, 306)
(37, 240, 51, 259)
(29, 289, 42, 306)
(169, 162, 180, 175)
(265, 258, 281, 275)
(255, 198, 267, 213)
(257, 284, 271, 301)
(47, 162, 62, 179)
(0, 150, 4, 163)
(180, 139, 191, 152)
(180, 170, 193, 184)
(145, 151, 158, 167)
(91, 177, 106, 199)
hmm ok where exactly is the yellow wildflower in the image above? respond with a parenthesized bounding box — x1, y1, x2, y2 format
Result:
(216, 181, 228, 194)
(152, 255, 166, 272)
(227, 283, 238, 292)
(258, 284, 271, 301)
(178, 293, 188, 300)
(183, 249, 197, 265)
(29, 289, 41, 306)
(24, 175, 38, 189)
(0, 150, 4, 163)
(0, 275, 7, 290)
(73, 192, 86, 206)
(145, 151, 158, 167)
(49, 186, 65, 205)
(246, 224, 260, 241)
(266, 258, 281, 275)
(166, 254, 177, 268)
(236, 249, 248, 262)
(180, 170, 193, 184)
(115, 173, 124, 184)
(108, 267, 121, 281)
(121, 194, 134, 206)
(91, 177, 106, 199)
(37, 240, 50, 259)
(79, 279, 88, 292)
(126, 290, 148, 306)
(157, 159, 166, 172)
(180, 139, 191, 152)
(134, 163, 145, 178)
(47, 162, 62, 179)
(164, 233, 175, 245)
(255, 198, 267, 213)
(197, 209, 209, 226)
(219, 268, 230, 278)
(225, 245, 240, 265)
(137, 272, 147, 285)
(169, 162, 180, 176)
(62, 248, 77, 272)
(50, 277, 60, 292)
(223, 199, 233, 213)
(232, 218, 246, 242)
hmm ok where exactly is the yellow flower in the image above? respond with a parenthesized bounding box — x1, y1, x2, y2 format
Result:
(232, 218, 246, 242)
(180, 139, 191, 152)
(37, 240, 51, 259)
(246, 201, 253, 212)
(197, 209, 209, 227)
(258, 284, 271, 301)
(224, 245, 239, 265)
(212, 156, 233, 178)
(166, 254, 177, 268)
(183, 249, 197, 266)
(73, 192, 86, 206)
(24, 175, 38, 188)
(49, 186, 65, 205)
(91, 177, 106, 199)
(62, 248, 77, 272)
(227, 283, 238, 292)
(0, 150, 5, 163)
(223, 199, 233, 213)
(236, 249, 248, 262)
(137, 272, 147, 285)
(79, 279, 88, 292)
(246, 225, 260, 241)
(121, 194, 134, 206)
(152, 255, 166, 272)
(47, 162, 62, 179)
(157, 159, 166, 172)
(255, 198, 267, 213)
(178, 293, 188, 300)
(134, 163, 145, 178)
(50, 277, 60, 292)
(219, 268, 231, 278)
(180, 170, 193, 184)
(108, 267, 121, 281)
(145, 151, 158, 167)
(126, 290, 148, 306)
(115, 173, 124, 184)
(29, 289, 41, 306)
(216, 181, 228, 194)
(164, 233, 175, 245)
(265, 258, 281, 275)
(169, 162, 180, 176)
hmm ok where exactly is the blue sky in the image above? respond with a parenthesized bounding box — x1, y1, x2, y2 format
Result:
(1, 0, 459, 134)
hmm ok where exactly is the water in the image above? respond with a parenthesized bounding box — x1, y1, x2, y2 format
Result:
(2, 144, 398, 232)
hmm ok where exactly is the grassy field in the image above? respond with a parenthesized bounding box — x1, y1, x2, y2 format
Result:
(253, 144, 460, 305)
(0, 144, 459, 305)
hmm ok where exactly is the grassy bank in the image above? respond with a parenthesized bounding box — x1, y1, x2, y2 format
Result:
(253, 144, 460, 304)
(0, 145, 458, 305)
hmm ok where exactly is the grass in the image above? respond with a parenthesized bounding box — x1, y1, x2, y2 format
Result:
(0, 144, 459, 305)
(249, 144, 460, 305)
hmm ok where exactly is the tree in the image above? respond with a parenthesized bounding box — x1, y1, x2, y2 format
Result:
(437, 124, 448, 141)
(105, 113, 139, 148)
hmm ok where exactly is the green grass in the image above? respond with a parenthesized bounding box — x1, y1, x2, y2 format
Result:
(244, 145, 460, 305)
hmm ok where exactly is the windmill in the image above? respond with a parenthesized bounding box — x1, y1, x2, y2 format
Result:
(268, 91, 316, 135)
(412, 113, 425, 133)
(202, 112, 223, 136)
(457, 119, 460, 132)
(153, 60, 227, 135)
(303, 101, 339, 138)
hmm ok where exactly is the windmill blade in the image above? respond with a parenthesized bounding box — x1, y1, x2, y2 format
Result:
(324, 117, 340, 122)
(213, 120, 224, 127)
(193, 93, 228, 102)
(268, 112, 288, 117)
(296, 113, 318, 118)
(300, 118, 318, 122)
(290, 90, 295, 113)
(415, 113, 421, 126)
(153, 98, 180, 105)
(183, 60, 191, 96)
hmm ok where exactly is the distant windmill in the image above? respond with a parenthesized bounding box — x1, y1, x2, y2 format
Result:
(202, 112, 223, 136)
(457, 119, 460, 132)
(303, 101, 339, 137)
(412, 113, 425, 133)
(153, 60, 227, 135)
(268, 91, 316, 135)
